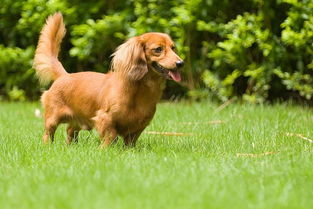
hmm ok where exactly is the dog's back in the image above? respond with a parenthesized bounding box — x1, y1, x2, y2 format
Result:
(41, 71, 109, 118)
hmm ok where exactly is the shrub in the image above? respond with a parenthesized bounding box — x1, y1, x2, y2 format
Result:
(0, 0, 312, 102)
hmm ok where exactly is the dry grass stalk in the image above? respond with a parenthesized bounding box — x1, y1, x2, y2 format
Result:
(180, 120, 225, 125)
(145, 131, 194, 136)
(215, 98, 234, 112)
(286, 132, 313, 144)
(236, 151, 279, 157)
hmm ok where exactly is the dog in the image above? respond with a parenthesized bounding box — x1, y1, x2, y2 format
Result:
(33, 13, 184, 148)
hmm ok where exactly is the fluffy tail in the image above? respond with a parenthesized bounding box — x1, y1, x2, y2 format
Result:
(33, 12, 68, 84)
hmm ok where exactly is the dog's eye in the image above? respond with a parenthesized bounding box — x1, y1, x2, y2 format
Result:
(154, 47, 163, 53)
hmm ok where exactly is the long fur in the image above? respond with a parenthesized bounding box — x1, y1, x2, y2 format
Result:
(111, 37, 148, 81)
(34, 13, 183, 148)
(33, 12, 67, 85)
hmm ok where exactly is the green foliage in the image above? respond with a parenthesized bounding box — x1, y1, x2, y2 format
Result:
(277, 0, 313, 100)
(70, 14, 128, 71)
(196, 0, 313, 103)
(199, 12, 274, 103)
(0, 45, 35, 100)
(0, 0, 313, 102)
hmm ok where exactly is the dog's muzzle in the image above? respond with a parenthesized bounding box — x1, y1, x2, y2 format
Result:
(152, 62, 181, 82)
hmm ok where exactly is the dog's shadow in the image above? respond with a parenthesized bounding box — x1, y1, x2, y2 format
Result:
(65, 129, 213, 155)
(70, 130, 154, 151)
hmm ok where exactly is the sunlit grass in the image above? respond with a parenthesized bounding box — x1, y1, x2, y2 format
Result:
(0, 102, 312, 209)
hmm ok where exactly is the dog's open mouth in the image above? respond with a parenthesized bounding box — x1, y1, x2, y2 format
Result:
(152, 62, 181, 82)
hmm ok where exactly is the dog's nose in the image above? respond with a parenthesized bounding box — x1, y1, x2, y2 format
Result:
(176, 60, 184, 68)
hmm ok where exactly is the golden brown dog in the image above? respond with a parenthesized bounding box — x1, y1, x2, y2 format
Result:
(33, 13, 184, 148)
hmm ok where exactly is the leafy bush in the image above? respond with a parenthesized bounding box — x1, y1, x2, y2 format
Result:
(0, 46, 35, 101)
(0, 0, 312, 102)
(196, 0, 313, 103)
(70, 14, 128, 71)
(198, 12, 275, 103)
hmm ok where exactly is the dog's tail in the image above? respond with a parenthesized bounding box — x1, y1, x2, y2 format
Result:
(33, 12, 68, 85)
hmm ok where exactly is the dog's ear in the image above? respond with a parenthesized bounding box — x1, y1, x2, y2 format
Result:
(111, 37, 148, 81)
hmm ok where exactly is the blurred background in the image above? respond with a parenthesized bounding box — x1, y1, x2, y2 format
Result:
(0, 0, 312, 103)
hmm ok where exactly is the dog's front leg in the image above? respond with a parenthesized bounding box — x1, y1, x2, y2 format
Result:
(98, 127, 117, 149)
(123, 129, 144, 147)
(93, 111, 117, 149)
(66, 124, 80, 145)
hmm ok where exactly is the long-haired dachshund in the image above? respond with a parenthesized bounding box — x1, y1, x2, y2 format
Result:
(33, 13, 184, 148)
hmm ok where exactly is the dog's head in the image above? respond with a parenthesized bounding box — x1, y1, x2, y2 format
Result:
(111, 32, 183, 82)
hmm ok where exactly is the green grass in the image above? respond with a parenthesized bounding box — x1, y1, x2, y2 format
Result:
(0, 102, 312, 209)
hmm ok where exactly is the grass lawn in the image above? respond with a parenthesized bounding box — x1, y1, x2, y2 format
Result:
(0, 102, 312, 209)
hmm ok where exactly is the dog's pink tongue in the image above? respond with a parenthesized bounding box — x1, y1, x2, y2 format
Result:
(168, 71, 181, 82)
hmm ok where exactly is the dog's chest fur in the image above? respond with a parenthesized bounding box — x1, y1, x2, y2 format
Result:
(112, 76, 165, 135)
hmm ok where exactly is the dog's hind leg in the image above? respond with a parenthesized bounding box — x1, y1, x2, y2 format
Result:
(66, 124, 80, 145)
(43, 117, 59, 144)
(42, 105, 72, 144)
